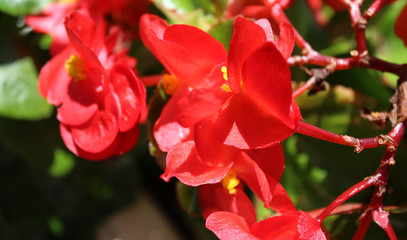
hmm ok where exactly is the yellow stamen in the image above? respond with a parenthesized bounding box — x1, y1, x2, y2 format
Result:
(162, 74, 179, 95)
(222, 171, 240, 194)
(221, 84, 232, 92)
(65, 55, 86, 81)
(220, 66, 232, 92)
(221, 66, 228, 81)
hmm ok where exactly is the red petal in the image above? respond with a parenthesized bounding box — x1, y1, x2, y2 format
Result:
(214, 95, 296, 149)
(64, 12, 104, 71)
(70, 94, 119, 153)
(60, 123, 119, 160)
(140, 14, 226, 88)
(206, 212, 260, 240)
(57, 98, 98, 126)
(269, 183, 297, 214)
(57, 67, 105, 126)
(246, 144, 285, 180)
(250, 213, 300, 239)
(275, 22, 295, 59)
(38, 47, 73, 105)
(176, 87, 229, 127)
(395, 4, 407, 47)
(298, 211, 326, 240)
(241, 42, 293, 127)
(194, 116, 238, 167)
(154, 86, 193, 152)
(232, 151, 276, 208)
(228, 17, 268, 92)
(199, 184, 257, 226)
(163, 24, 227, 87)
(110, 65, 146, 132)
(25, 2, 73, 55)
(161, 141, 232, 186)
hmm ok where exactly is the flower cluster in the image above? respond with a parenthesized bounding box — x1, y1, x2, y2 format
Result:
(27, 0, 148, 160)
(26, 0, 407, 239)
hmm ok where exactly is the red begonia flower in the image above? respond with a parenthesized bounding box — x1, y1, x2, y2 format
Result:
(395, 3, 407, 47)
(26, 2, 76, 55)
(213, 17, 301, 149)
(162, 116, 285, 208)
(207, 210, 327, 240)
(26, 0, 151, 55)
(139, 14, 227, 151)
(39, 12, 146, 160)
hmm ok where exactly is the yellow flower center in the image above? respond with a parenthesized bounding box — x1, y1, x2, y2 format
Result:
(220, 66, 232, 92)
(162, 74, 179, 95)
(65, 55, 86, 81)
(222, 171, 240, 194)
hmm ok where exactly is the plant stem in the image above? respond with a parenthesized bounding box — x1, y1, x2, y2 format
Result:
(316, 175, 378, 222)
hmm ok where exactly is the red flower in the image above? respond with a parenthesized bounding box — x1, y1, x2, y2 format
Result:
(161, 116, 285, 208)
(206, 210, 326, 240)
(199, 181, 297, 226)
(139, 14, 227, 152)
(395, 3, 407, 47)
(26, 0, 151, 55)
(39, 12, 146, 160)
(177, 17, 300, 150)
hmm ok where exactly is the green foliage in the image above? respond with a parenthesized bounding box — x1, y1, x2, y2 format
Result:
(0, 0, 51, 16)
(0, 57, 52, 120)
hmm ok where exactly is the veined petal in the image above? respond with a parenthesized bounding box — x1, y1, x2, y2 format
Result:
(162, 141, 233, 186)
(206, 212, 260, 240)
(275, 22, 295, 59)
(232, 151, 277, 208)
(38, 47, 73, 105)
(60, 123, 119, 160)
(177, 84, 230, 127)
(215, 95, 296, 149)
(64, 12, 105, 72)
(241, 42, 293, 127)
(70, 93, 119, 153)
(194, 117, 237, 167)
(228, 17, 268, 92)
(154, 86, 193, 152)
(163, 24, 227, 87)
(110, 65, 146, 132)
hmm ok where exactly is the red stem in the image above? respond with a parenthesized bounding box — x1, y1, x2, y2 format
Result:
(353, 210, 373, 240)
(292, 77, 315, 98)
(364, 0, 390, 21)
(316, 175, 378, 222)
(295, 121, 383, 152)
(385, 222, 398, 240)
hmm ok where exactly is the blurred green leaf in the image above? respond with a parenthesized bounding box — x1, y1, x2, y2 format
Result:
(0, 0, 51, 16)
(0, 57, 52, 120)
(49, 148, 75, 178)
(176, 181, 200, 216)
(152, 0, 219, 31)
(209, 19, 233, 50)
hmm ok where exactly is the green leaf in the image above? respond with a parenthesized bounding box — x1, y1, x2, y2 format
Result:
(0, 57, 52, 120)
(209, 20, 233, 50)
(176, 181, 200, 216)
(0, 0, 52, 16)
(49, 148, 75, 178)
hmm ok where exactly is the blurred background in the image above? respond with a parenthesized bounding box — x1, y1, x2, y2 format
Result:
(0, 0, 407, 239)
